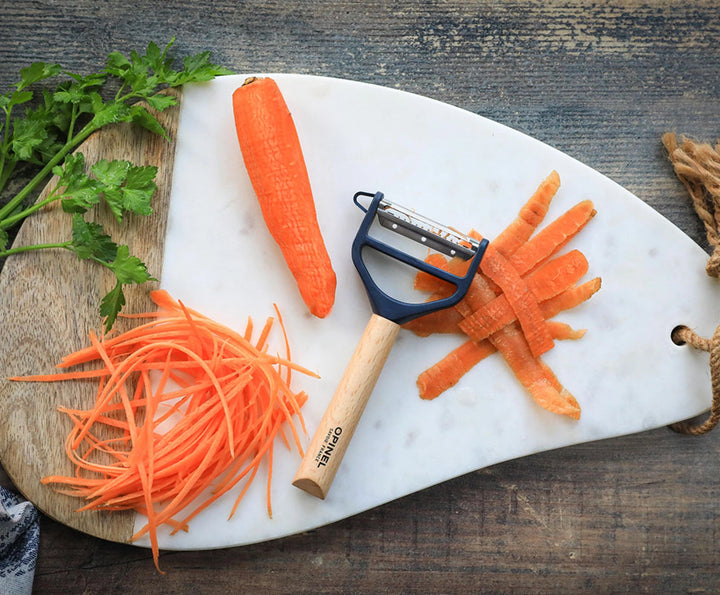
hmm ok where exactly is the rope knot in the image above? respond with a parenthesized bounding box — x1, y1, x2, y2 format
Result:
(707, 246, 720, 278)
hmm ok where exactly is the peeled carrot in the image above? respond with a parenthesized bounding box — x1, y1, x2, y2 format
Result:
(232, 77, 336, 318)
(12, 290, 316, 573)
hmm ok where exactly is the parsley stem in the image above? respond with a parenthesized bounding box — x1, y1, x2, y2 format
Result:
(0, 240, 72, 258)
(0, 123, 96, 222)
(0, 107, 13, 188)
(115, 82, 127, 101)
(0, 191, 58, 229)
(67, 103, 79, 144)
(0, 158, 16, 196)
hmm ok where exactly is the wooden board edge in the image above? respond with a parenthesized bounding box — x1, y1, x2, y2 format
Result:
(0, 88, 183, 545)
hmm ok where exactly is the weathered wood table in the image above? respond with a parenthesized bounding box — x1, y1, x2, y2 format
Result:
(1, 1, 719, 592)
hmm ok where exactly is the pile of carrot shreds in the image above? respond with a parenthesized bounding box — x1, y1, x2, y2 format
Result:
(405, 170, 601, 419)
(10, 289, 315, 572)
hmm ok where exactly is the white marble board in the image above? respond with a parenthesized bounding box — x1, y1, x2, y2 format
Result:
(143, 73, 719, 550)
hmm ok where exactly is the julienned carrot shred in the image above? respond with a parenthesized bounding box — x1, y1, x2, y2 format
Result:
(408, 171, 601, 419)
(10, 289, 316, 573)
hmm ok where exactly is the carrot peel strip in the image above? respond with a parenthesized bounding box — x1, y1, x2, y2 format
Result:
(458, 250, 589, 342)
(412, 171, 601, 421)
(480, 244, 555, 358)
(492, 170, 560, 256)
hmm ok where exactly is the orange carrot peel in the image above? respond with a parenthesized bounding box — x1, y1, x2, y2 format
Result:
(407, 171, 601, 419)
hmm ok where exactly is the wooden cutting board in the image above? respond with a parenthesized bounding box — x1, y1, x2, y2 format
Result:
(1, 74, 718, 552)
(0, 88, 181, 542)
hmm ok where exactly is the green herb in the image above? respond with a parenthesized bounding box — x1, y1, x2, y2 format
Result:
(0, 39, 232, 330)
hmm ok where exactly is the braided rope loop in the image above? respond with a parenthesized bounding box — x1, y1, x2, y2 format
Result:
(663, 133, 720, 435)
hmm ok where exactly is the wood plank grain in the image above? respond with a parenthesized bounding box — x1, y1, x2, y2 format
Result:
(1, 1, 720, 592)
(0, 89, 181, 543)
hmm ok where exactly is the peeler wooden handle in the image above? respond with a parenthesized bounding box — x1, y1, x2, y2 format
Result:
(293, 313, 400, 499)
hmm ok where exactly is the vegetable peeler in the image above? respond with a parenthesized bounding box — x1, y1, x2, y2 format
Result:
(293, 191, 488, 499)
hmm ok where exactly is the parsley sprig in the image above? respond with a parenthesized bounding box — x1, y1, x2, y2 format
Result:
(0, 39, 232, 330)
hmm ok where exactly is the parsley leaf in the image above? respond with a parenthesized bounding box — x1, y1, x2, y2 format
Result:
(89, 159, 157, 223)
(27, 92, 69, 160)
(51, 155, 158, 223)
(52, 150, 85, 180)
(105, 38, 232, 98)
(100, 244, 156, 331)
(111, 244, 155, 285)
(129, 104, 168, 139)
(54, 154, 102, 214)
(88, 100, 133, 130)
(118, 164, 157, 217)
(71, 218, 156, 331)
(144, 93, 178, 112)
(8, 90, 33, 108)
(1, 63, 64, 170)
(99, 282, 126, 331)
(10, 117, 50, 161)
(53, 73, 104, 104)
(91, 158, 130, 187)
(69, 214, 117, 262)
(176, 51, 232, 84)
(0, 41, 231, 329)
(17, 62, 62, 91)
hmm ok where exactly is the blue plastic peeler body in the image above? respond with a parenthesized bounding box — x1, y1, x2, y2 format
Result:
(351, 191, 488, 325)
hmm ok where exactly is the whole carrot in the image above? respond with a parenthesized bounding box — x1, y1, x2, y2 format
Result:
(232, 77, 336, 318)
